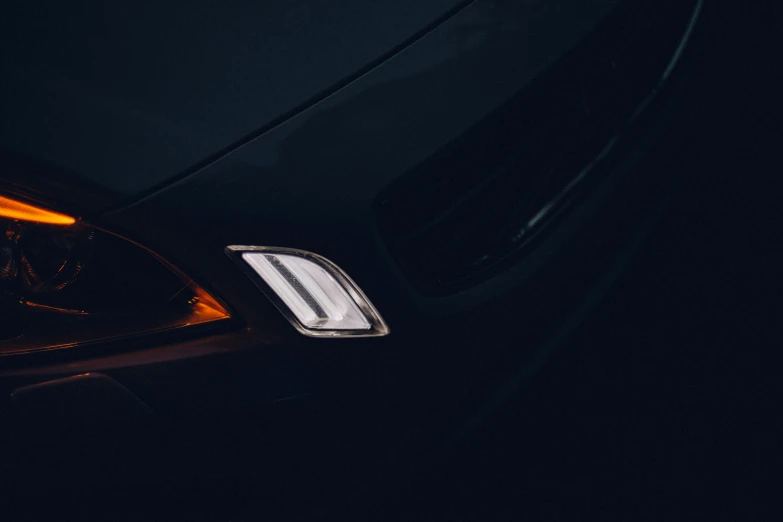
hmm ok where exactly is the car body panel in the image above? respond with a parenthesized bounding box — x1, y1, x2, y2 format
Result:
(1, 0, 472, 208)
(1, 1, 706, 512)
(1, 0, 702, 408)
(100, 0, 675, 333)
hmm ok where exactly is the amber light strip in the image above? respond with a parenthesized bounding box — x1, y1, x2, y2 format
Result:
(0, 195, 75, 225)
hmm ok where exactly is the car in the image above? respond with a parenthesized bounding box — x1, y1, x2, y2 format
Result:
(1, 0, 704, 518)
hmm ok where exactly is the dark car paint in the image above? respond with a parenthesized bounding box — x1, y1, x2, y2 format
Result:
(1, 0, 701, 420)
(2, 0, 631, 385)
(1, 0, 619, 212)
(1, 0, 469, 208)
(102, 0, 622, 317)
(1, 0, 705, 516)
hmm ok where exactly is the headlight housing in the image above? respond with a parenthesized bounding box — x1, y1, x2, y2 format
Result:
(0, 194, 230, 356)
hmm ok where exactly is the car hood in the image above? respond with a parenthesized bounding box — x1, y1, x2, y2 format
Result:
(1, 0, 467, 211)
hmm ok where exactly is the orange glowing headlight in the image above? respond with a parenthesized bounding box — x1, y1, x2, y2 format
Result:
(0, 195, 76, 225)
(0, 194, 230, 356)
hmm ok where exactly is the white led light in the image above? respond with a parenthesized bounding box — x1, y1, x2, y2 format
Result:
(226, 246, 389, 337)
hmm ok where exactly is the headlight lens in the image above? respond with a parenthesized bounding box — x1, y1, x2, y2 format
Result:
(0, 195, 230, 356)
(226, 246, 389, 338)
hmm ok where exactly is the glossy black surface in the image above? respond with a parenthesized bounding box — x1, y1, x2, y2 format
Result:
(101, 0, 627, 325)
(0, 0, 738, 519)
(1, 0, 468, 207)
(377, 0, 698, 295)
(2, 0, 699, 443)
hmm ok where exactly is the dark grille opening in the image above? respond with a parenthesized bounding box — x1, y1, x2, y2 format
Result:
(375, 0, 699, 296)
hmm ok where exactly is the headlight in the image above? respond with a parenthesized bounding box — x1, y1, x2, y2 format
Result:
(226, 246, 389, 338)
(0, 194, 230, 356)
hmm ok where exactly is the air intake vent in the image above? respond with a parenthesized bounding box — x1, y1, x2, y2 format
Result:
(375, 0, 699, 296)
